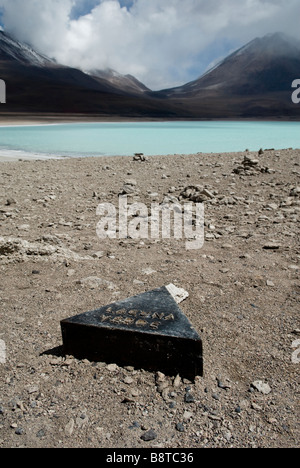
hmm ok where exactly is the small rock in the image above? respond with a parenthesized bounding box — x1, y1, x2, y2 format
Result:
(67, 269, 76, 277)
(123, 376, 134, 385)
(92, 251, 105, 259)
(36, 429, 46, 438)
(142, 268, 156, 275)
(133, 153, 146, 161)
(173, 374, 182, 388)
(251, 381, 272, 395)
(130, 388, 141, 398)
(26, 385, 39, 394)
(65, 418, 75, 437)
(217, 378, 231, 390)
(79, 276, 116, 290)
(156, 371, 166, 382)
(202, 188, 214, 199)
(15, 427, 24, 435)
(263, 242, 281, 250)
(15, 317, 25, 325)
(221, 243, 234, 249)
(268, 417, 278, 425)
(141, 429, 157, 442)
(183, 411, 193, 422)
(175, 422, 185, 432)
(6, 198, 16, 206)
(208, 414, 222, 421)
(251, 402, 263, 411)
(166, 284, 189, 304)
(106, 363, 119, 372)
(124, 179, 137, 186)
(184, 392, 195, 403)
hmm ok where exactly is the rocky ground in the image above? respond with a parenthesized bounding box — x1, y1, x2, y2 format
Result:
(0, 148, 299, 448)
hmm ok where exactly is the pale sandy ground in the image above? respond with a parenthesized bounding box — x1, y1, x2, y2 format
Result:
(0, 147, 299, 449)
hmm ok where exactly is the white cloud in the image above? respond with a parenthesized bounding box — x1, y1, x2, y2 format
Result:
(0, 0, 299, 89)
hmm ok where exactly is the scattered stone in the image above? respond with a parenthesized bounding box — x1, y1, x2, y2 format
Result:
(0, 236, 92, 262)
(92, 251, 105, 259)
(251, 402, 263, 411)
(120, 183, 139, 196)
(124, 179, 137, 186)
(217, 378, 231, 390)
(233, 155, 273, 176)
(165, 284, 189, 304)
(222, 243, 234, 249)
(65, 419, 75, 437)
(179, 185, 216, 203)
(251, 381, 272, 395)
(133, 153, 147, 161)
(79, 276, 116, 290)
(141, 268, 156, 275)
(36, 429, 46, 438)
(6, 198, 17, 206)
(184, 392, 195, 403)
(26, 385, 39, 394)
(67, 269, 76, 277)
(123, 376, 134, 385)
(106, 363, 119, 372)
(173, 374, 182, 388)
(15, 427, 25, 436)
(183, 411, 193, 422)
(289, 186, 300, 197)
(141, 429, 157, 442)
(208, 414, 222, 421)
(175, 422, 185, 432)
(263, 242, 281, 250)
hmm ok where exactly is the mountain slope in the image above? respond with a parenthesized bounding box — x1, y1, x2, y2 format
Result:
(154, 32, 300, 118)
(0, 31, 299, 119)
(89, 68, 150, 95)
(0, 30, 56, 66)
(0, 31, 178, 117)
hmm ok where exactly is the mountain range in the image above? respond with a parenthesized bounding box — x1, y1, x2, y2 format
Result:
(0, 30, 299, 119)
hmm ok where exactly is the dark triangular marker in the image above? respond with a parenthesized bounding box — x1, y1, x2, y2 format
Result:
(61, 286, 203, 379)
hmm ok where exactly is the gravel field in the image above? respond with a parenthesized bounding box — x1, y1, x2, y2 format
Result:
(0, 148, 299, 448)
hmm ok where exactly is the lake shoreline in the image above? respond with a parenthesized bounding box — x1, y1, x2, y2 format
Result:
(1, 112, 300, 127)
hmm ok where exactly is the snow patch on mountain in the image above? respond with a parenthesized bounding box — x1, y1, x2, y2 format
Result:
(0, 31, 55, 66)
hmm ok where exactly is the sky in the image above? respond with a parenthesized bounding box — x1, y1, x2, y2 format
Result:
(0, 0, 299, 90)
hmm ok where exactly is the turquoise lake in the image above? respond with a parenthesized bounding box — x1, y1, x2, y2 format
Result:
(0, 121, 299, 159)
